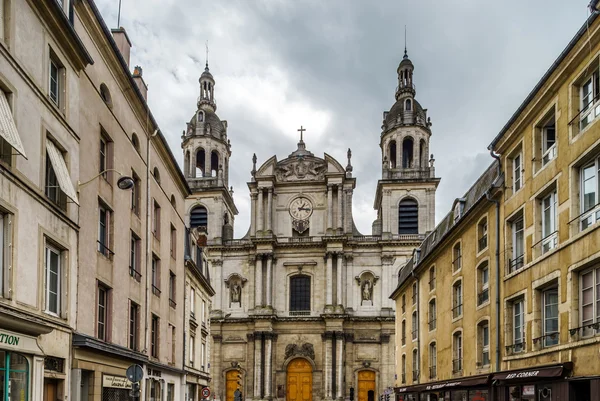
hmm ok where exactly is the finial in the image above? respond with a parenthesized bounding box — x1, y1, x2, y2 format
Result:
(403, 25, 408, 59)
(346, 148, 353, 175)
(251, 153, 257, 178)
(205, 40, 209, 70)
(297, 126, 306, 142)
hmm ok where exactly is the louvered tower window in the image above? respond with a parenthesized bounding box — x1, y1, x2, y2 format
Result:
(290, 276, 311, 311)
(190, 206, 208, 230)
(398, 199, 419, 234)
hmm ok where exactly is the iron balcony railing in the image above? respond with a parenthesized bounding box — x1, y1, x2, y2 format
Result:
(452, 358, 462, 374)
(478, 235, 488, 251)
(477, 288, 489, 306)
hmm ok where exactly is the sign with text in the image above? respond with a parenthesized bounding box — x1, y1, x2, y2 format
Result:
(103, 375, 133, 389)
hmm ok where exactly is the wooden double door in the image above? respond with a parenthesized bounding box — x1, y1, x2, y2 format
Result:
(287, 358, 312, 401)
(357, 370, 376, 401)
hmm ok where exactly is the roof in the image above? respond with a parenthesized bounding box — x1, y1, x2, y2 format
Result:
(391, 161, 500, 298)
(188, 108, 226, 140)
(488, 11, 599, 150)
(384, 97, 427, 129)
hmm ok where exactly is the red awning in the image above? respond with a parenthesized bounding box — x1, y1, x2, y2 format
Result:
(491, 363, 573, 382)
(395, 375, 490, 393)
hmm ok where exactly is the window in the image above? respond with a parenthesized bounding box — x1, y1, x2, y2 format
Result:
(153, 167, 161, 184)
(401, 319, 406, 345)
(542, 287, 559, 347)
(412, 348, 418, 381)
(453, 243, 462, 272)
(100, 83, 112, 108)
(540, 190, 557, 254)
(509, 213, 525, 272)
(428, 266, 435, 291)
(170, 325, 176, 365)
(580, 155, 600, 230)
(428, 299, 436, 331)
(190, 206, 208, 230)
(202, 300, 206, 323)
(129, 232, 141, 281)
(169, 271, 176, 308)
(97, 283, 110, 341)
(151, 314, 159, 358)
(98, 131, 114, 183)
(411, 311, 418, 340)
(580, 267, 600, 337)
(131, 133, 140, 152)
(129, 301, 139, 351)
(579, 72, 599, 131)
(190, 287, 196, 319)
(452, 280, 463, 318)
(512, 298, 525, 352)
(195, 245, 203, 271)
(170, 224, 176, 258)
(49, 52, 64, 107)
(131, 171, 141, 215)
(45, 143, 67, 209)
(290, 275, 310, 312)
(152, 255, 161, 296)
(45, 243, 62, 316)
(98, 204, 112, 258)
(478, 321, 490, 366)
(453, 201, 463, 223)
(0, 89, 27, 165)
(190, 335, 195, 365)
(452, 332, 463, 373)
(99, 136, 107, 178)
(541, 113, 556, 165)
(478, 218, 488, 252)
(167, 383, 175, 401)
(201, 342, 206, 370)
(405, 99, 412, 111)
(153, 200, 161, 238)
(429, 342, 437, 379)
(412, 282, 417, 305)
(0, 212, 11, 299)
(477, 262, 489, 306)
(401, 354, 406, 383)
(398, 198, 418, 234)
(513, 153, 522, 192)
(0, 352, 30, 401)
(401, 294, 406, 313)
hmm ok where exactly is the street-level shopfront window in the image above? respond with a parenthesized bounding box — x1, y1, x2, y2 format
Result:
(508, 384, 536, 400)
(0, 351, 29, 401)
(418, 389, 489, 401)
(397, 393, 418, 401)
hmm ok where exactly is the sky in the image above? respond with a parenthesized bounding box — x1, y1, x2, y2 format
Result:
(95, 0, 590, 236)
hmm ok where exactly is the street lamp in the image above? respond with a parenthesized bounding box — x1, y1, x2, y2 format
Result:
(77, 169, 135, 192)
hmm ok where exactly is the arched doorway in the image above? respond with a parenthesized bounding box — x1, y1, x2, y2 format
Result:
(226, 370, 241, 401)
(357, 370, 376, 401)
(287, 358, 312, 401)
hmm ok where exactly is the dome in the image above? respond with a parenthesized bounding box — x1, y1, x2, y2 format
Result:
(187, 108, 225, 139)
(200, 65, 214, 82)
(384, 97, 427, 129)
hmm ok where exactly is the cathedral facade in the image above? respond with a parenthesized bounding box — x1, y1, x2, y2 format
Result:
(183, 52, 439, 401)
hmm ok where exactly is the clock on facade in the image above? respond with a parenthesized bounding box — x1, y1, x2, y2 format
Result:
(289, 197, 313, 220)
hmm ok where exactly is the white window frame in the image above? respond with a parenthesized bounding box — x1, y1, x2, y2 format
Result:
(429, 342, 437, 378)
(513, 153, 522, 192)
(480, 322, 490, 366)
(98, 205, 110, 256)
(478, 263, 489, 305)
(541, 191, 558, 254)
(541, 115, 556, 165)
(45, 244, 61, 316)
(580, 72, 599, 131)
(453, 332, 463, 372)
(580, 267, 600, 337)
(49, 58, 60, 106)
(542, 287, 559, 347)
(190, 287, 196, 318)
(511, 216, 525, 272)
(97, 285, 107, 341)
(580, 156, 600, 230)
(189, 335, 195, 365)
(411, 311, 418, 341)
(513, 299, 525, 352)
(453, 281, 463, 318)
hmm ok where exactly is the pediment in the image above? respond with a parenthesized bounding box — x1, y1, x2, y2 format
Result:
(274, 155, 327, 182)
(256, 156, 278, 178)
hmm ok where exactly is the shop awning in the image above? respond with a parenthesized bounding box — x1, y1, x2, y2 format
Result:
(491, 362, 573, 382)
(46, 139, 79, 204)
(0, 90, 27, 159)
(395, 374, 490, 393)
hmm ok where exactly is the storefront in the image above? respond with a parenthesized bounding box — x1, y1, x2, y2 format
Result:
(102, 374, 133, 401)
(492, 363, 575, 401)
(395, 375, 491, 401)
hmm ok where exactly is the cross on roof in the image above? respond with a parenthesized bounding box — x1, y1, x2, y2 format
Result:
(297, 126, 306, 141)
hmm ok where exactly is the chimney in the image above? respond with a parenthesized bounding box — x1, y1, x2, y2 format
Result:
(111, 28, 132, 67)
(133, 66, 148, 101)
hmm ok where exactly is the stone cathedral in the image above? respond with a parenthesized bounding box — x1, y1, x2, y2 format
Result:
(182, 52, 439, 401)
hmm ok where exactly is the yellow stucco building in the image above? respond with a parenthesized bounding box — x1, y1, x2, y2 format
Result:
(392, 7, 600, 401)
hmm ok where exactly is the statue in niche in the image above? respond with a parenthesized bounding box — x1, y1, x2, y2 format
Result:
(362, 280, 372, 302)
(225, 274, 247, 307)
(231, 283, 241, 303)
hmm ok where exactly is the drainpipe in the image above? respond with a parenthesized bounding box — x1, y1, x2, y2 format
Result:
(486, 149, 502, 373)
(411, 249, 421, 382)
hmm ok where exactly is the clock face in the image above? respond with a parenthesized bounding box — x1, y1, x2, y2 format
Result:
(289, 197, 313, 220)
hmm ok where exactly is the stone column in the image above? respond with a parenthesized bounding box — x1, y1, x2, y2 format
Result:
(336, 334, 344, 399)
(205, 151, 211, 177)
(337, 185, 343, 232)
(266, 255, 273, 307)
(266, 188, 273, 233)
(257, 188, 264, 233)
(323, 333, 333, 400)
(345, 189, 353, 234)
(326, 253, 333, 306)
(396, 137, 402, 170)
(254, 333, 263, 398)
(345, 255, 353, 308)
(336, 254, 343, 306)
(250, 193, 257, 236)
(255, 256, 263, 308)
(327, 185, 333, 231)
(265, 334, 273, 399)
(214, 260, 223, 311)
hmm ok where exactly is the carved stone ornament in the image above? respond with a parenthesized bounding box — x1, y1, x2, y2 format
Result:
(355, 271, 380, 305)
(284, 343, 315, 361)
(224, 274, 247, 306)
(292, 219, 310, 234)
(275, 157, 327, 182)
(230, 361, 239, 368)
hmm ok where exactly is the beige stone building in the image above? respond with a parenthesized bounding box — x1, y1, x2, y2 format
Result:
(183, 51, 439, 401)
(391, 7, 600, 401)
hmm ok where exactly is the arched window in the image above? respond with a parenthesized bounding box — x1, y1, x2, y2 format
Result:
(100, 83, 112, 108)
(429, 342, 437, 379)
(131, 133, 140, 152)
(389, 140, 397, 168)
(402, 137, 414, 168)
(411, 311, 418, 340)
(453, 280, 463, 318)
(412, 348, 419, 380)
(477, 320, 490, 366)
(197, 111, 204, 122)
(419, 139, 426, 168)
(190, 206, 208, 230)
(153, 167, 160, 184)
(428, 299, 436, 331)
(401, 354, 406, 383)
(401, 319, 406, 345)
(453, 242, 462, 272)
(170, 195, 176, 208)
(405, 99, 412, 111)
(399, 198, 419, 234)
(290, 275, 310, 312)
(1, 352, 29, 400)
(211, 150, 219, 177)
(428, 266, 436, 291)
(196, 148, 205, 177)
(477, 261, 489, 306)
(453, 331, 463, 373)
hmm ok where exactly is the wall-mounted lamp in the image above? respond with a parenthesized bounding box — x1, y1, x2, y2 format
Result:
(77, 169, 135, 192)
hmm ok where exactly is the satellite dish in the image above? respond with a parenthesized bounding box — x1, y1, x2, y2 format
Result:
(126, 364, 144, 383)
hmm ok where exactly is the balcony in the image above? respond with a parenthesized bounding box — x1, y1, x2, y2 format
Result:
(505, 341, 525, 354)
(533, 331, 559, 348)
(452, 358, 463, 374)
(577, 203, 600, 231)
(478, 236, 488, 252)
(129, 267, 142, 281)
(477, 289, 489, 306)
(452, 255, 462, 272)
(508, 255, 524, 273)
(289, 310, 310, 317)
(169, 298, 176, 309)
(452, 303, 463, 319)
(152, 285, 161, 296)
(187, 176, 223, 191)
(385, 168, 433, 180)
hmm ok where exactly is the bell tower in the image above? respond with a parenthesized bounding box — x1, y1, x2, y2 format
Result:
(182, 62, 238, 242)
(373, 50, 440, 238)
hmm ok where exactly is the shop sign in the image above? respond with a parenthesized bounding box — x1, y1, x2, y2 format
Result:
(103, 375, 133, 389)
(0, 330, 44, 355)
(0, 333, 20, 346)
(505, 371, 540, 379)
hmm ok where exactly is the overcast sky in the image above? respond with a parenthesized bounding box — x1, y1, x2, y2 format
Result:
(96, 0, 590, 236)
